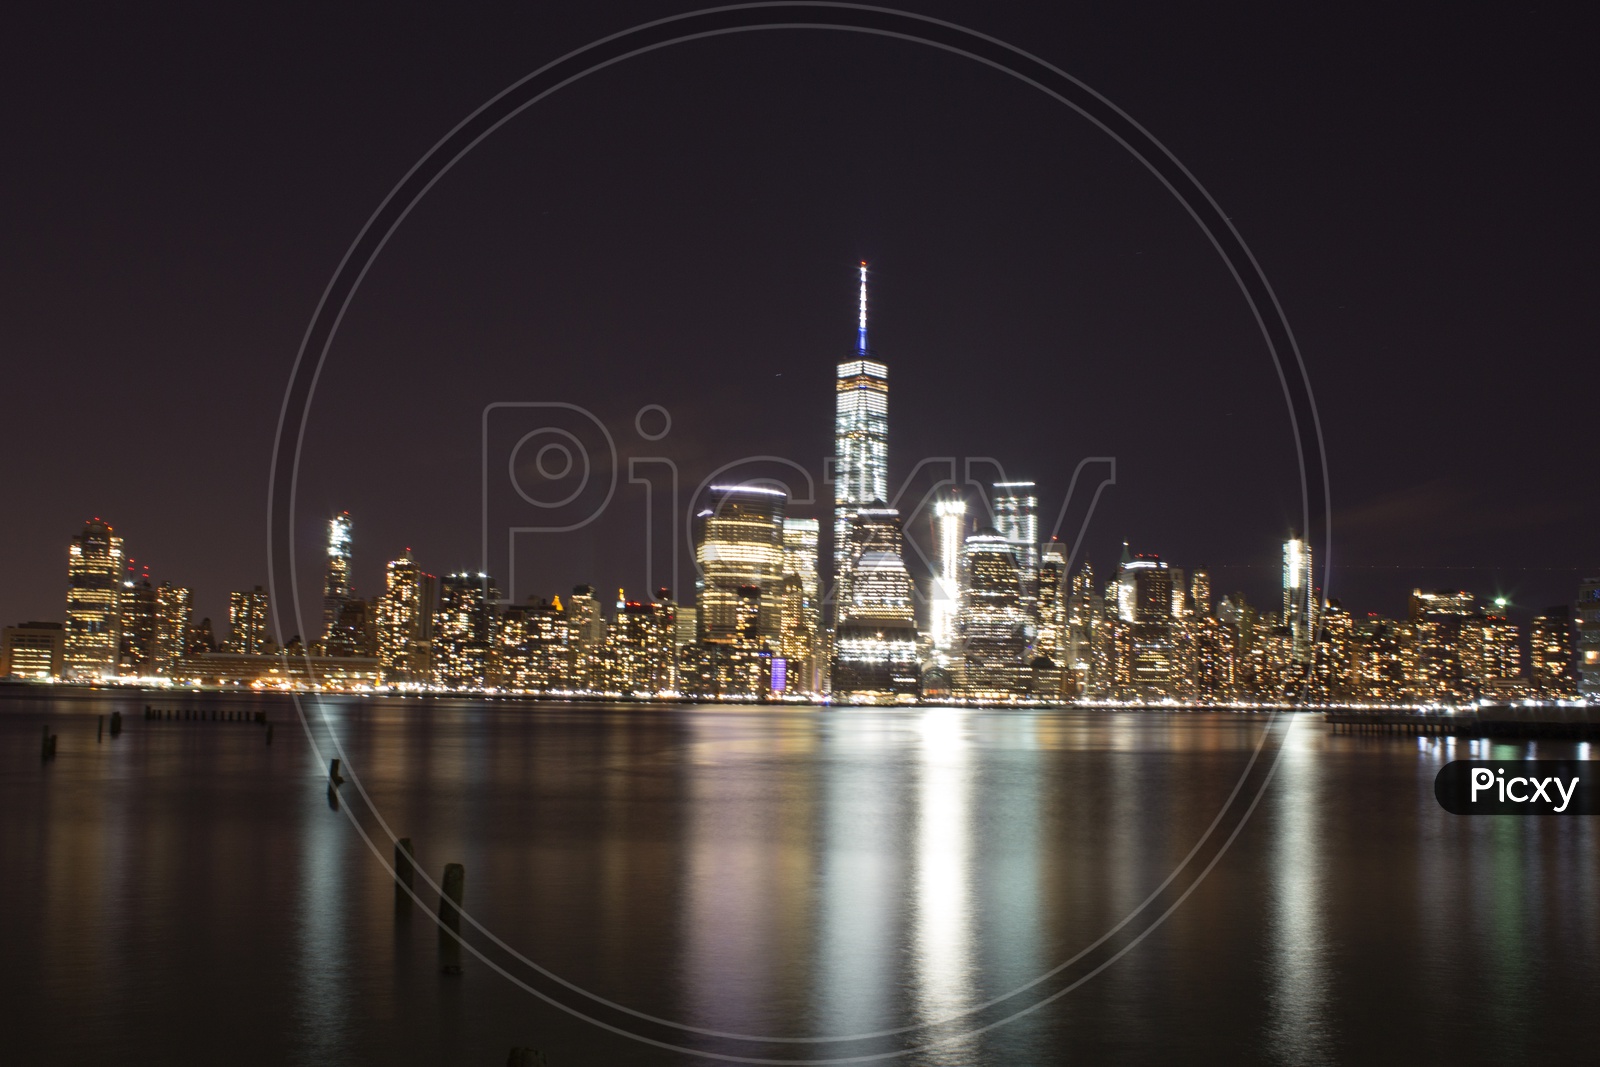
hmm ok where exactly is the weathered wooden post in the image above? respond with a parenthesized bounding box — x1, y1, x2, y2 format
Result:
(110, 710, 122, 737)
(395, 838, 415, 913)
(439, 863, 465, 975)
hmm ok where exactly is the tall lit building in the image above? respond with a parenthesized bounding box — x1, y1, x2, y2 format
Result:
(64, 518, 124, 680)
(431, 573, 497, 688)
(832, 507, 919, 703)
(779, 517, 822, 694)
(1190, 570, 1212, 618)
(929, 495, 967, 657)
(152, 582, 192, 674)
(1529, 606, 1577, 699)
(1576, 578, 1600, 699)
(1283, 534, 1315, 661)
(1034, 540, 1067, 660)
(611, 592, 676, 695)
(696, 485, 786, 648)
(376, 551, 431, 680)
(1113, 547, 1177, 700)
(992, 481, 1040, 613)
(117, 576, 158, 674)
(955, 529, 1030, 699)
(833, 262, 889, 615)
(322, 511, 353, 641)
(1064, 562, 1104, 698)
(224, 586, 271, 655)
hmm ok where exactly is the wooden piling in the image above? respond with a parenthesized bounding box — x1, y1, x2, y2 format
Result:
(395, 838, 415, 913)
(439, 863, 465, 974)
(110, 711, 121, 737)
(41, 725, 54, 760)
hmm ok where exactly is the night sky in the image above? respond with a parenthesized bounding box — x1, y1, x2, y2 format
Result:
(4, 2, 1595, 643)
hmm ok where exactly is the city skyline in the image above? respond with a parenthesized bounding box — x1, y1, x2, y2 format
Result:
(4, 6, 1596, 643)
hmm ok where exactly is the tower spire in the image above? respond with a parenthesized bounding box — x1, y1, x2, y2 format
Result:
(857, 260, 868, 356)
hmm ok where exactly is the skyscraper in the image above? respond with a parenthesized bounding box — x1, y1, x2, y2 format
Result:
(833, 262, 889, 614)
(1283, 534, 1315, 661)
(1114, 549, 1177, 699)
(117, 576, 158, 674)
(225, 586, 271, 654)
(64, 518, 124, 680)
(322, 511, 353, 639)
(955, 529, 1030, 699)
(1577, 578, 1600, 699)
(1034, 540, 1067, 659)
(1529, 606, 1577, 699)
(431, 572, 497, 688)
(992, 481, 1040, 611)
(831, 507, 919, 703)
(376, 552, 430, 680)
(930, 495, 967, 657)
(695, 485, 787, 648)
(152, 582, 192, 674)
(779, 517, 822, 694)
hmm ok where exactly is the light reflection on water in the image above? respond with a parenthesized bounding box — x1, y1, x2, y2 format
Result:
(3, 693, 1599, 1065)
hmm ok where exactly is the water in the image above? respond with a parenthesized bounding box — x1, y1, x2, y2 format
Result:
(3, 689, 1595, 1065)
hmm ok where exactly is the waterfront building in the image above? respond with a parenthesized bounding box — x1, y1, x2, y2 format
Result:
(779, 517, 822, 694)
(64, 518, 124, 680)
(611, 591, 676, 695)
(929, 495, 967, 657)
(832, 507, 919, 703)
(1, 621, 65, 679)
(376, 552, 433, 681)
(955, 529, 1030, 699)
(1283, 535, 1315, 662)
(1310, 600, 1357, 700)
(1112, 548, 1177, 700)
(1352, 615, 1408, 703)
(1476, 608, 1523, 702)
(495, 596, 572, 691)
(1404, 590, 1476, 702)
(833, 263, 889, 617)
(565, 585, 606, 690)
(1063, 563, 1104, 698)
(1529, 606, 1577, 699)
(117, 577, 158, 673)
(1035, 540, 1067, 661)
(1579, 578, 1600, 699)
(321, 512, 353, 643)
(992, 481, 1040, 616)
(1189, 613, 1237, 700)
(224, 586, 271, 655)
(431, 573, 497, 688)
(152, 582, 192, 674)
(696, 485, 786, 650)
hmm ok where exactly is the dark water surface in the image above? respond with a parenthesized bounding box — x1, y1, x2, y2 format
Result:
(3, 690, 1595, 1065)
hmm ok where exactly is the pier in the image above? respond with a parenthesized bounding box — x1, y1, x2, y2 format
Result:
(1326, 705, 1600, 739)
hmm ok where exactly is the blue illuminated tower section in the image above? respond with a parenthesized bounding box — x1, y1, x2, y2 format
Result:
(833, 262, 890, 618)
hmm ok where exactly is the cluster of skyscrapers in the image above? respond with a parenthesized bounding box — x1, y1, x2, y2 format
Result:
(5, 266, 1598, 706)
